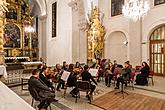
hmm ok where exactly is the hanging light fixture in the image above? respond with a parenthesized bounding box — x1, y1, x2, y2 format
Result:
(24, 25, 34, 33)
(122, 0, 150, 22)
(0, 0, 8, 15)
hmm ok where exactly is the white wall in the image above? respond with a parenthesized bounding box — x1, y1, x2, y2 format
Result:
(46, 0, 72, 66)
(99, 0, 165, 66)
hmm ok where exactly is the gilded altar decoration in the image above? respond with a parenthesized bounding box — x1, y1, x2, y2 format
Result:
(87, 7, 106, 61)
(0, 0, 8, 16)
(0, 0, 39, 63)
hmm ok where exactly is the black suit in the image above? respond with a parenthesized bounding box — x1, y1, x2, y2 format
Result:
(81, 70, 97, 95)
(28, 76, 55, 109)
(39, 73, 54, 90)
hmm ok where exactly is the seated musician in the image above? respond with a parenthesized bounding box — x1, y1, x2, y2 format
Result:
(75, 61, 81, 69)
(91, 58, 102, 82)
(126, 61, 132, 68)
(56, 64, 65, 91)
(74, 61, 83, 74)
(104, 62, 114, 87)
(28, 69, 55, 109)
(135, 62, 150, 85)
(81, 65, 98, 99)
(39, 67, 55, 90)
(115, 62, 131, 89)
(62, 61, 68, 71)
(67, 64, 79, 97)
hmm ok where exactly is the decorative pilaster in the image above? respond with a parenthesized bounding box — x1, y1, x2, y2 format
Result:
(68, 0, 87, 63)
(76, 0, 87, 31)
(0, 17, 5, 64)
(68, 0, 87, 31)
(0, 0, 8, 64)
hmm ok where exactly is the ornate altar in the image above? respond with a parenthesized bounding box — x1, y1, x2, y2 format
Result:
(87, 7, 106, 61)
(3, 0, 39, 63)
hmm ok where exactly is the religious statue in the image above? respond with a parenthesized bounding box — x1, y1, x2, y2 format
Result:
(87, 7, 106, 60)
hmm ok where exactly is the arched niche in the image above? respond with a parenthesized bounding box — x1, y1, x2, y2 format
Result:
(105, 31, 128, 64)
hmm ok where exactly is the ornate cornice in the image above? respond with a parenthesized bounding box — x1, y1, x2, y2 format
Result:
(68, 0, 78, 12)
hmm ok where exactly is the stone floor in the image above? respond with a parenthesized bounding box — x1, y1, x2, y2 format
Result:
(10, 76, 165, 110)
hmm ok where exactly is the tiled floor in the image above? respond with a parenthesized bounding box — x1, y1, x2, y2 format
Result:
(10, 76, 165, 110)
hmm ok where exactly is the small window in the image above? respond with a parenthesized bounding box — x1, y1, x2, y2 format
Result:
(111, 0, 124, 16)
(52, 2, 57, 38)
(154, 0, 165, 6)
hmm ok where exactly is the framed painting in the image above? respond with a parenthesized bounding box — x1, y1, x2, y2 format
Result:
(4, 23, 21, 48)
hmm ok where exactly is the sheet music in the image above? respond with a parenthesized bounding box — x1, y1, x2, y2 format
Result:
(89, 69, 98, 77)
(61, 71, 70, 81)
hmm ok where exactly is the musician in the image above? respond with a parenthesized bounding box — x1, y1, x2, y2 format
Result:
(28, 69, 55, 109)
(135, 62, 150, 85)
(56, 64, 65, 91)
(91, 58, 102, 82)
(67, 64, 78, 97)
(115, 62, 131, 89)
(62, 61, 68, 71)
(81, 65, 97, 99)
(104, 62, 114, 87)
(39, 67, 55, 90)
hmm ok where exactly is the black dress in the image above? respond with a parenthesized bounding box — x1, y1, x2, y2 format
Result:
(135, 67, 149, 85)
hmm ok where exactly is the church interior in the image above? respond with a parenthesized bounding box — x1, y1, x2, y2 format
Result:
(0, 0, 165, 110)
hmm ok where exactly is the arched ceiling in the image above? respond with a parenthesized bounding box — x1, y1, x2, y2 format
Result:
(30, 0, 46, 17)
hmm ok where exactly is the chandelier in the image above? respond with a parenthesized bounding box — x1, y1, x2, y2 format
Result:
(122, 0, 150, 22)
(0, 0, 8, 15)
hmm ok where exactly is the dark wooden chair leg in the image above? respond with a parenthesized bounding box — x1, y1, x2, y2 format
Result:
(75, 94, 78, 103)
(31, 98, 34, 106)
(152, 77, 154, 85)
(21, 79, 23, 90)
(49, 105, 52, 110)
(132, 81, 134, 90)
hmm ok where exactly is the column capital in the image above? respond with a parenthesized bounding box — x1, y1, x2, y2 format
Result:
(68, 0, 78, 12)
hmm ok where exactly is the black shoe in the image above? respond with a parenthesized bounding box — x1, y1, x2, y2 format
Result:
(86, 95, 90, 100)
(70, 92, 76, 98)
(37, 104, 42, 109)
(38, 103, 48, 110)
(53, 99, 58, 102)
(86, 94, 90, 100)
(114, 87, 119, 89)
(56, 89, 61, 92)
(107, 84, 111, 87)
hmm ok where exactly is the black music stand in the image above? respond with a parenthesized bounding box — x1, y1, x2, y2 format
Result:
(115, 79, 129, 99)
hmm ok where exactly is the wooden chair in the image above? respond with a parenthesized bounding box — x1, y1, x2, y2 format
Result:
(135, 66, 142, 72)
(75, 81, 92, 103)
(113, 68, 119, 86)
(148, 70, 154, 85)
(21, 69, 33, 90)
(127, 71, 135, 90)
(28, 87, 52, 110)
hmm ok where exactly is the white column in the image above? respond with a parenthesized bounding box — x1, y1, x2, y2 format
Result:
(38, 16, 47, 62)
(129, 20, 142, 66)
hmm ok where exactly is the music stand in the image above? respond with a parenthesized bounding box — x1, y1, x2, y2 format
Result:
(115, 79, 129, 99)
